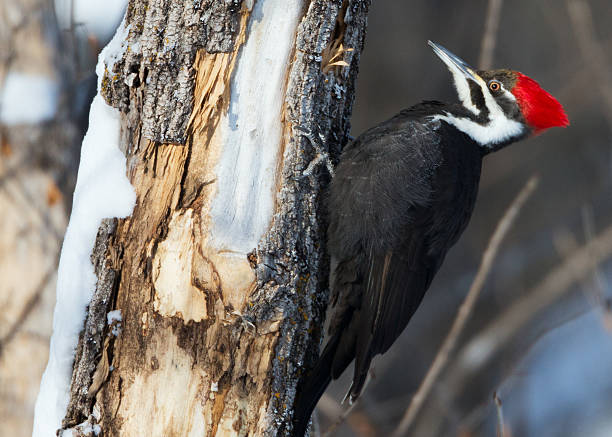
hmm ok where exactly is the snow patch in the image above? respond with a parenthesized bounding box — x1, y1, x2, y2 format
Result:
(59, 420, 102, 437)
(32, 18, 135, 437)
(0, 72, 59, 125)
(106, 309, 122, 325)
(208, 0, 303, 253)
(96, 18, 131, 89)
(107, 309, 123, 336)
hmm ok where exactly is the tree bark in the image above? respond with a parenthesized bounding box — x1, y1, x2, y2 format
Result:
(61, 1, 370, 435)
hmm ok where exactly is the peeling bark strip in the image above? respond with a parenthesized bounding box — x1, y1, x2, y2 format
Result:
(64, 0, 370, 435)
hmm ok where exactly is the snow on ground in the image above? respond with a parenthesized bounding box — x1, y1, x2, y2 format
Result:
(0, 72, 59, 125)
(32, 18, 134, 437)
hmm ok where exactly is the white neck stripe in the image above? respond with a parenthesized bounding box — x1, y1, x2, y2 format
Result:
(432, 112, 524, 146)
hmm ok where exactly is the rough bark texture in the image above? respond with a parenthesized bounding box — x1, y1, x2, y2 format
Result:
(62, 0, 370, 435)
(63, 219, 119, 423)
(101, 0, 245, 144)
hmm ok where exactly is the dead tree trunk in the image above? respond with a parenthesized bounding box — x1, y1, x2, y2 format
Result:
(50, 1, 371, 435)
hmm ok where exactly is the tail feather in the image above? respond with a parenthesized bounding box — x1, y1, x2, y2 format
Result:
(291, 333, 341, 437)
(292, 259, 361, 436)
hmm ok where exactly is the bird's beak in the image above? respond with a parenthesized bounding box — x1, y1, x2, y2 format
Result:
(428, 41, 481, 83)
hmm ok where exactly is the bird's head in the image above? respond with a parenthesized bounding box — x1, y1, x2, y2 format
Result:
(428, 41, 569, 150)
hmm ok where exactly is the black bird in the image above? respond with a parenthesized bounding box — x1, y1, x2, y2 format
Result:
(292, 41, 568, 436)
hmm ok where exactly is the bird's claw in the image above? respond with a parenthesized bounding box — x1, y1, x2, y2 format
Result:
(296, 125, 335, 178)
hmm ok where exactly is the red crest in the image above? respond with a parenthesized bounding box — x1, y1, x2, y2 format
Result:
(512, 73, 569, 134)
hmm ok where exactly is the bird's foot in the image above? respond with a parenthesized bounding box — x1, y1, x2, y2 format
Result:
(295, 125, 335, 178)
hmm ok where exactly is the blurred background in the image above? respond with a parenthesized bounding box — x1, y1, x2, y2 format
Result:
(0, 0, 125, 435)
(1, 1, 611, 436)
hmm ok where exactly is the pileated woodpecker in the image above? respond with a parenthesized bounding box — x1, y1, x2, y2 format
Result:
(292, 41, 568, 436)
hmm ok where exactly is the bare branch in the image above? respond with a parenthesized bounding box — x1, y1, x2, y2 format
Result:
(580, 204, 612, 330)
(419, 217, 612, 435)
(391, 176, 539, 437)
(554, 207, 612, 332)
(449, 219, 612, 397)
(0, 264, 56, 358)
(493, 392, 505, 437)
(321, 400, 360, 437)
(317, 394, 344, 421)
(567, 0, 612, 125)
(478, 0, 504, 69)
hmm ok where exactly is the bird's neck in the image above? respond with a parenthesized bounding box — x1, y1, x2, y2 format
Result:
(431, 103, 528, 152)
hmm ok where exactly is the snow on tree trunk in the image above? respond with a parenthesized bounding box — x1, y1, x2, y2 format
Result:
(34, 0, 371, 435)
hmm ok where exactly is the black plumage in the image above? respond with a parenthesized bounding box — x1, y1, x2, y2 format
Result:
(292, 102, 484, 436)
(291, 41, 568, 437)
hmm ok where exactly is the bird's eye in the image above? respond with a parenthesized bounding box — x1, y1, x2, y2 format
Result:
(489, 81, 501, 91)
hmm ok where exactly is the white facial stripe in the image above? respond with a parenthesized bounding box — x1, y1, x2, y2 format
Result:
(475, 75, 507, 120)
(479, 78, 517, 112)
(441, 75, 524, 146)
(450, 69, 479, 115)
(441, 59, 525, 146)
(493, 80, 516, 100)
(502, 88, 516, 101)
(432, 112, 524, 146)
(432, 45, 478, 114)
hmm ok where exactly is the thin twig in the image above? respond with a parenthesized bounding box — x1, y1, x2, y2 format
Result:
(428, 221, 612, 435)
(390, 176, 539, 437)
(446, 218, 612, 435)
(552, 227, 602, 313)
(478, 0, 504, 69)
(567, 0, 612, 125)
(581, 205, 612, 323)
(317, 394, 344, 421)
(456, 220, 612, 377)
(322, 397, 360, 437)
(493, 392, 505, 437)
(554, 207, 612, 332)
(0, 265, 56, 358)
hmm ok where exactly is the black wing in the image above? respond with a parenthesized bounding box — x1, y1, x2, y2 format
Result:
(292, 108, 481, 436)
(327, 110, 481, 401)
(348, 230, 441, 399)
